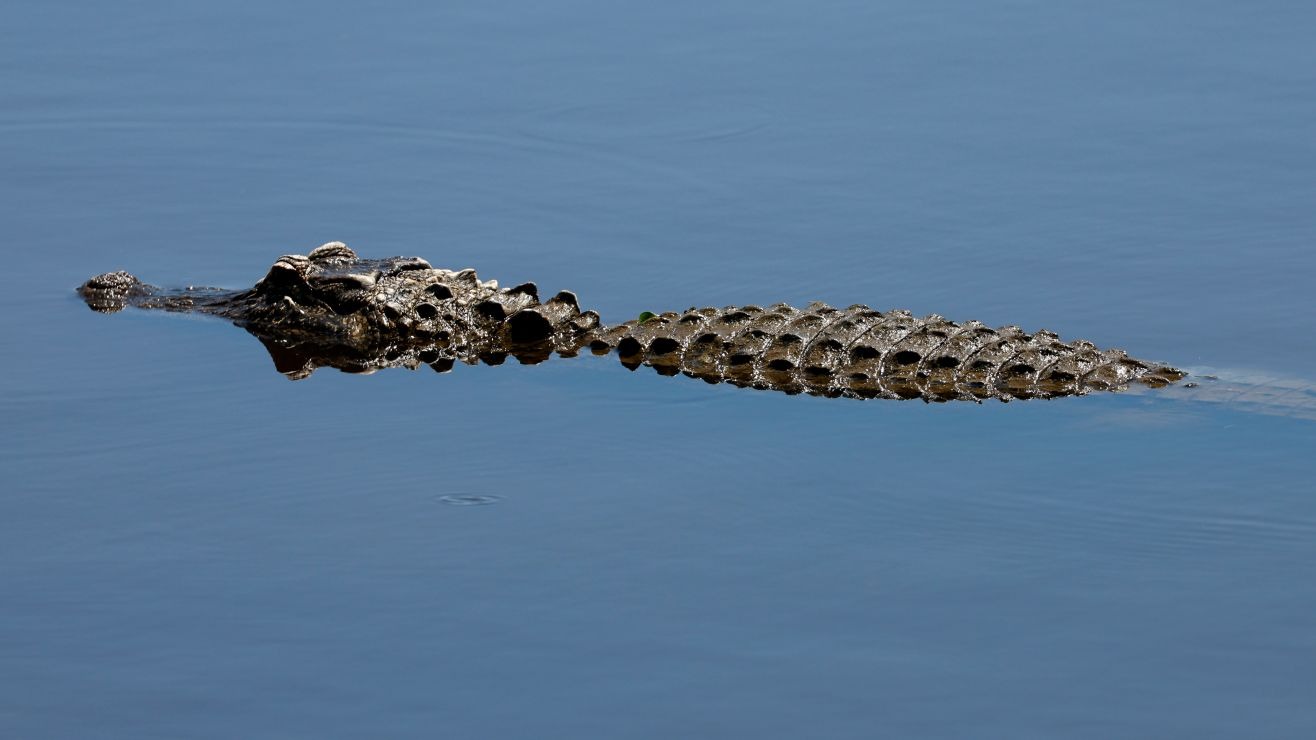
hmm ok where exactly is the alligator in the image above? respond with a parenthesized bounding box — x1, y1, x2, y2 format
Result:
(77, 241, 1218, 406)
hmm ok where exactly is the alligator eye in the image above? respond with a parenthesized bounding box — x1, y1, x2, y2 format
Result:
(308, 242, 358, 263)
(388, 258, 433, 273)
(261, 257, 310, 288)
(316, 272, 377, 289)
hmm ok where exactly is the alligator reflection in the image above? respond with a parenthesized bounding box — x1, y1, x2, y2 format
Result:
(254, 334, 569, 381)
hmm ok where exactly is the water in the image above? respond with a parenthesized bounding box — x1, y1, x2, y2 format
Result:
(4, 2, 1315, 738)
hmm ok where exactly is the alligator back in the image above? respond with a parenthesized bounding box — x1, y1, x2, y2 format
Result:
(588, 302, 1186, 402)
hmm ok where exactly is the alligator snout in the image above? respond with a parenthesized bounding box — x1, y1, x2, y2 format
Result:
(78, 271, 152, 313)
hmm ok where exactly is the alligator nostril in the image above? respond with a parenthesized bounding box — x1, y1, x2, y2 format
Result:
(81, 271, 142, 291)
(78, 271, 151, 313)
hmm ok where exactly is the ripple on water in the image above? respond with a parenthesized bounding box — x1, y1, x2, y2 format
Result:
(436, 493, 503, 506)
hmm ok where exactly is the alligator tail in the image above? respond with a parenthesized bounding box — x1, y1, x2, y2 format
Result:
(587, 302, 1186, 402)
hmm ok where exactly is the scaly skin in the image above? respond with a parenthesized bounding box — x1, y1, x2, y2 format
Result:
(587, 303, 1185, 401)
(81, 242, 1185, 398)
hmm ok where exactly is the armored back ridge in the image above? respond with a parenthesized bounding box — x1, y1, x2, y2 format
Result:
(586, 303, 1185, 401)
(81, 241, 1194, 401)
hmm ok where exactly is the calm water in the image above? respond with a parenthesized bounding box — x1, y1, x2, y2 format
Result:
(4, 2, 1316, 738)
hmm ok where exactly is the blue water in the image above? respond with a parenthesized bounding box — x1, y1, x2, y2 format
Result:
(4, 2, 1316, 738)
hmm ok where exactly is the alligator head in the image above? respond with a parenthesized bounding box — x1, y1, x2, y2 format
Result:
(80, 242, 602, 377)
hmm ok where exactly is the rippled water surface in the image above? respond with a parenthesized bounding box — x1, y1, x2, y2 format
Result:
(4, 2, 1316, 738)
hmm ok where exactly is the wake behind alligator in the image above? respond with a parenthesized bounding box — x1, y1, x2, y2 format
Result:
(79, 241, 1313, 417)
